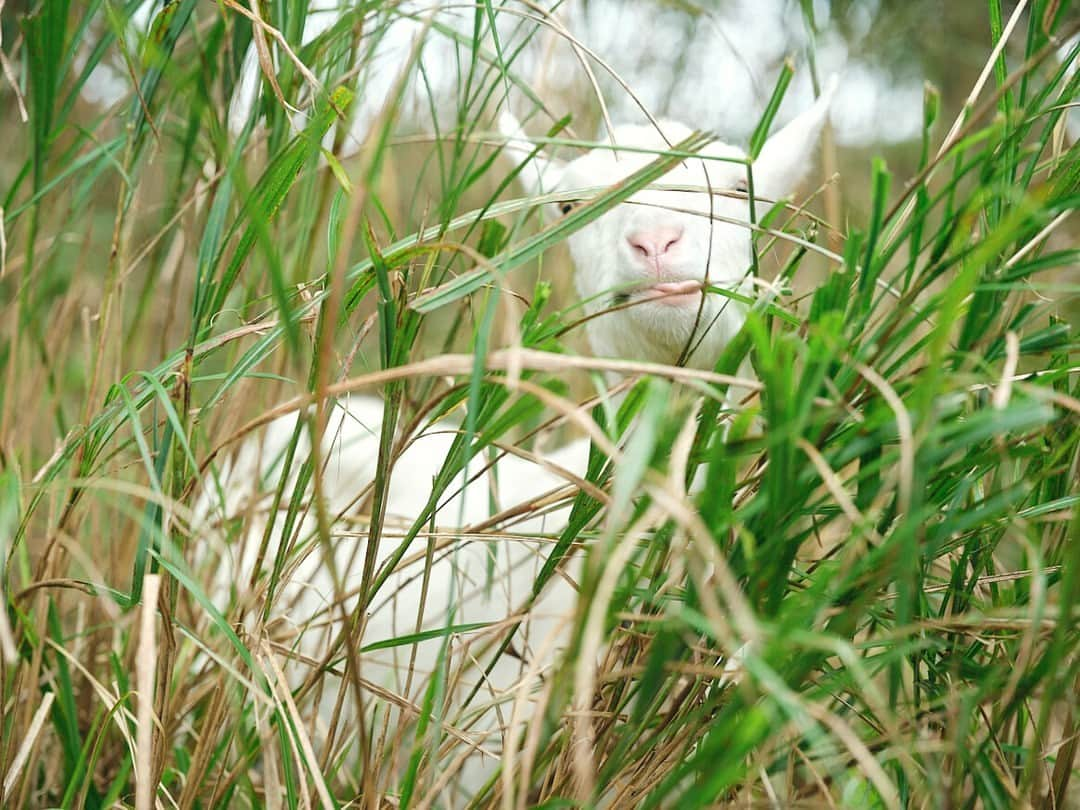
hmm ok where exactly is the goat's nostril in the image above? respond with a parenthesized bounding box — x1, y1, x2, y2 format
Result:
(662, 236, 680, 254)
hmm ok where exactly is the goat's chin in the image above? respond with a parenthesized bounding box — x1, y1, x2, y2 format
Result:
(634, 303, 720, 359)
(587, 297, 741, 371)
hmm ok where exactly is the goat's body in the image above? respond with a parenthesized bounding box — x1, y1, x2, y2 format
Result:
(198, 396, 592, 794)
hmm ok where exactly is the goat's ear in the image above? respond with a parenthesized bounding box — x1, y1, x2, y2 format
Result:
(752, 76, 837, 202)
(498, 111, 566, 198)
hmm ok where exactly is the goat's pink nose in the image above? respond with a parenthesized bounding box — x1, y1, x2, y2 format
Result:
(627, 225, 684, 260)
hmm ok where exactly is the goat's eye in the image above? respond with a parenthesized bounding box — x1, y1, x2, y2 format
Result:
(734, 179, 748, 194)
(558, 201, 578, 216)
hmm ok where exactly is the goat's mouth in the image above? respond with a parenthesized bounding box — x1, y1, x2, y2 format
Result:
(645, 280, 704, 305)
(612, 280, 705, 309)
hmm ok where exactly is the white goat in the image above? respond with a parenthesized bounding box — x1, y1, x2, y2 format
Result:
(196, 83, 835, 801)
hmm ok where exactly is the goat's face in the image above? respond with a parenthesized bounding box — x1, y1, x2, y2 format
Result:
(502, 82, 834, 368)
(553, 123, 756, 367)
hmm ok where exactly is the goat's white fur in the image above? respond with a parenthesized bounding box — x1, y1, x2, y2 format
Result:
(197, 81, 835, 800)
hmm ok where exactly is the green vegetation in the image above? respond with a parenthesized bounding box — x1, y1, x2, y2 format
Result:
(1, 1, 1077, 808)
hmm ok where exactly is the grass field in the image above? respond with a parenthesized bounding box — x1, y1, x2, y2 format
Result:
(1, 1, 1079, 808)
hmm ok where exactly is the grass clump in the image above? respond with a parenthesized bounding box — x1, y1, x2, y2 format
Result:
(1, 1, 1078, 808)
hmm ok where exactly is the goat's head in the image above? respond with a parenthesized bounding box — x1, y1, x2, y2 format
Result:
(500, 81, 835, 369)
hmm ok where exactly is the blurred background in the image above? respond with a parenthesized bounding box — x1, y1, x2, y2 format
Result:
(33, 2, 1080, 182)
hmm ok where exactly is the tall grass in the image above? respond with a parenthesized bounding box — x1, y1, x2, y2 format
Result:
(1, 1, 1078, 808)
